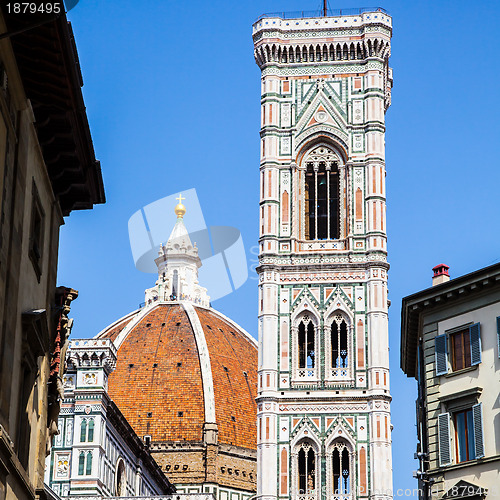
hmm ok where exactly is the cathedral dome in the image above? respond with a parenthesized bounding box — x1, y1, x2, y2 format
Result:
(96, 301, 257, 449)
(93, 201, 258, 493)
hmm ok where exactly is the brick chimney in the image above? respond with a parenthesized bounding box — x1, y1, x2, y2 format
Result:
(432, 264, 450, 286)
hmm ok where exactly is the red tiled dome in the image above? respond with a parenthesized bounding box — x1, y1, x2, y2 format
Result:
(96, 303, 257, 450)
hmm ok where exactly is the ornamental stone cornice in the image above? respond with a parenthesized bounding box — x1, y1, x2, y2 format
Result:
(260, 59, 385, 77)
(268, 394, 391, 404)
(260, 128, 295, 139)
(257, 256, 390, 271)
(253, 25, 391, 42)
(150, 441, 205, 451)
(256, 396, 279, 404)
(219, 443, 258, 459)
(275, 395, 392, 413)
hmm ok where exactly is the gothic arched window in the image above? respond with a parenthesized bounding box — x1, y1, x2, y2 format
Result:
(304, 145, 340, 240)
(87, 419, 94, 442)
(326, 313, 352, 381)
(86, 451, 93, 475)
(80, 419, 87, 442)
(331, 316, 348, 369)
(298, 318, 315, 371)
(298, 442, 316, 495)
(78, 452, 85, 475)
(116, 458, 126, 496)
(332, 441, 351, 495)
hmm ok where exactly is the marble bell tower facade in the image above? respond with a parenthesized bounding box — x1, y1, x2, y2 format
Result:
(253, 8, 393, 500)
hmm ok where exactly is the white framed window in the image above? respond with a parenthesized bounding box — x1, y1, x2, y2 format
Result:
(291, 313, 319, 382)
(325, 312, 353, 383)
(80, 417, 95, 442)
(438, 403, 484, 466)
(292, 439, 320, 500)
(298, 143, 345, 241)
(326, 439, 353, 500)
(435, 323, 481, 376)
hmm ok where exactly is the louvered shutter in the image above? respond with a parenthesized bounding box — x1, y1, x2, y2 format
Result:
(438, 412, 451, 465)
(472, 403, 485, 459)
(469, 323, 481, 366)
(435, 334, 448, 375)
(497, 317, 500, 358)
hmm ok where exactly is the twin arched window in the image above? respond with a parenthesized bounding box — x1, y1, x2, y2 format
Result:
(295, 439, 352, 498)
(78, 451, 92, 475)
(294, 312, 351, 381)
(80, 418, 94, 442)
(304, 145, 341, 241)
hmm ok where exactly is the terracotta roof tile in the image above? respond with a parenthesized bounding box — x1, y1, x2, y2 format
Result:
(102, 303, 257, 450)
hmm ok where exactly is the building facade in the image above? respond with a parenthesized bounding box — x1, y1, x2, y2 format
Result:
(45, 338, 174, 498)
(253, 8, 393, 500)
(0, 6, 104, 500)
(401, 264, 500, 500)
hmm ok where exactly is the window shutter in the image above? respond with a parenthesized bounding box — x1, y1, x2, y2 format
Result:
(472, 403, 485, 459)
(435, 334, 448, 375)
(469, 323, 481, 366)
(438, 412, 451, 466)
(497, 317, 500, 358)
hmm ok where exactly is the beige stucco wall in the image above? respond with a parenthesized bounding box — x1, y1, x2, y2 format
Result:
(422, 293, 500, 496)
(0, 16, 64, 500)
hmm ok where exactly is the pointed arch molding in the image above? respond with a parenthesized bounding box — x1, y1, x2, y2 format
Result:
(325, 419, 356, 448)
(291, 288, 321, 319)
(290, 419, 321, 449)
(295, 129, 349, 164)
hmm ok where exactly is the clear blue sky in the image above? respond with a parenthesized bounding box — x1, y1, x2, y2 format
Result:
(61, 0, 500, 492)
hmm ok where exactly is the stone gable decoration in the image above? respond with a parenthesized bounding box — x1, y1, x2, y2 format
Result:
(253, 7, 393, 500)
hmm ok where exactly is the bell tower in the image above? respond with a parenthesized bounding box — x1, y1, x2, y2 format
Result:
(253, 8, 393, 500)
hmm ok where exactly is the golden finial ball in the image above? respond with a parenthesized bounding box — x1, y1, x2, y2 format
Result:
(174, 203, 186, 218)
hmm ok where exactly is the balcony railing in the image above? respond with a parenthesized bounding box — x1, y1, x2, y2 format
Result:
(330, 494, 352, 500)
(297, 368, 316, 379)
(255, 7, 389, 22)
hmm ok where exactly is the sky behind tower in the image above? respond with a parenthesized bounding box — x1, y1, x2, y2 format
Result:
(59, 0, 500, 492)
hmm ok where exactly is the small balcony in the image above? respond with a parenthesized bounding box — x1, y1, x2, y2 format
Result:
(296, 494, 318, 500)
(297, 368, 316, 379)
(255, 7, 389, 22)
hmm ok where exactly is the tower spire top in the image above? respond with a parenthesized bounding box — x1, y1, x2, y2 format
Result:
(174, 193, 186, 218)
(144, 200, 209, 307)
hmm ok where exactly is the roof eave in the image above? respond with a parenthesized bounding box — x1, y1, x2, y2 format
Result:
(400, 261, 500, 379)
(2, 6, 105, 216)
